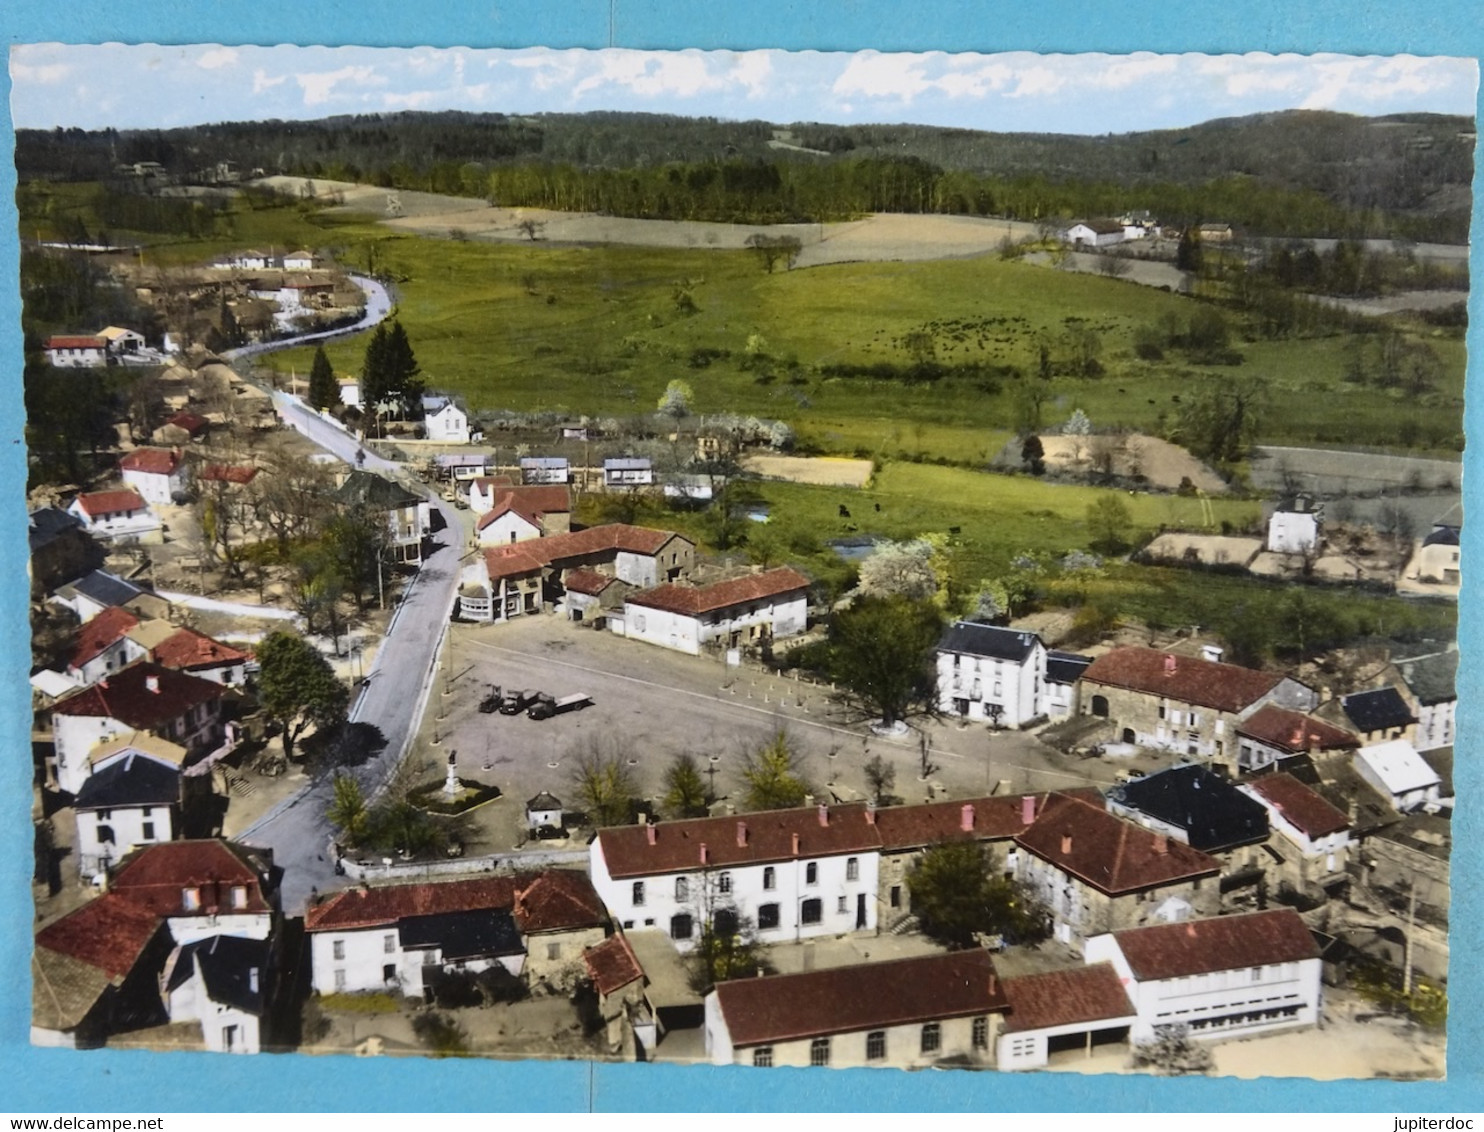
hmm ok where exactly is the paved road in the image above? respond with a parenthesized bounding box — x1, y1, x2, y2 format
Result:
(224, 273, 392, 362)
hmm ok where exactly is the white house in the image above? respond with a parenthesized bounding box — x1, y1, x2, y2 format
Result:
(333, 471, 432, 565)
(475, 502, 544, 546)
(66, 605, 148, 686)
(603, 457, 653, 487)
(1389, 649, 1457, 753)
(527, 792, 564, 832)
(283, 250, 315, 270)
(1414, 524, 1461, 586)
(621, 567, 810, 656)
(935, 621, 1047, 727)
(119, 447, 190, 505)
(1044, 651, 1093, 721)
(73, 745, 182, 876)
(521, 457, 570, 485)
(51, 569, 160, 624)
(162, 934, 273, 1054)
(996, 963, 1138, 1071)
(1239, 773, 1351, 889)
(127, 621, 252, 687)
(1083, 908, 1324, 1044)
(704, 950, 1006, 1070)
(46, 334, 110, 368)
(1354, 740, 1443, 813)
(49, 662, 228, 795)
(97, 326, 147, 359)
(305, 872, 606, 996)
(66, 489, 162, 543)
(1267, 497, 1321, 556)
(1063, 220, 1126, 248)
(421, 396, 471, 444)
(590, 804, 881, 951)
(338, 378, 362, 408)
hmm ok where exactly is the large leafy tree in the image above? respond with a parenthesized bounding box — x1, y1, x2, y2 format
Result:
(826, 595, 943, 728)
(907, 840, 1047, 949)
(307, 345, 338, 410)
(255, 630, 349, 763)
(688, 918, 767, 994)
(739, 731, 811, 812)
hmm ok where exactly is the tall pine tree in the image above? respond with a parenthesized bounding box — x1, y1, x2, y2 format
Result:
(384, 321, 423, 417)
(360, 323, 391, 411)
(307, 345, 338, 410)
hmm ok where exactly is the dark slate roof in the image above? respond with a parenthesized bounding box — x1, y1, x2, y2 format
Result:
(1107, 764, 1269, 852)
(1395, 650, 1458, 706)
(398, 908, 524, 961)
(937, 621, 1042, 663)
(66, 570, 146, 608)
(1340, 687, 1417, 733)
(29, 507, 86, 551)
(333, 470, 423, 511)
(1422, 524, 1460, 548)
(74, 751, 180, 811)
(169, 934, 271, 1015)
(1046, 651, 1094, 685)
(527, 792, 563, 812)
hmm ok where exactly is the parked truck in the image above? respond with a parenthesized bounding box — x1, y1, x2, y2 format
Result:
(528, 692, 593, 720)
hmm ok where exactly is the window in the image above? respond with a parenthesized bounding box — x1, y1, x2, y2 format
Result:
(333, 940, 345, 960)
(805, 862, 818, 885)
(334, 970, 347, 991)
(622, 920, 634, 930)
(757, 903, 780, 930)
(182, 887, 201, 911)
(382, 964, 395, 982)
(231, 886, 248, 910)
(1250, 966, 1264, 981)
(718, 872, 732, 894)
(801, 898, 822, 925)
(384, 934, 396, 954)
(846, 857, 859, 881)
(753, 1047, 773, 1068)
(763, 867, 776, 891)
(670, 913, 694, 941)
(713, 908, 739, 937)
(921, 1023, 941, 1054)
(97, 824, 115, 845)
(810, 1038, 831, 1067)
(837, 896, 848, 914)
(675, 876, 689, 902)
(972, 1016, 989, 1050)
(140, 821, 156, 841)
(632, 881, 646, 907)
(866, 1031, 886, 1061)
(141, 807, 152, 818)
(890, 885, 902, 909)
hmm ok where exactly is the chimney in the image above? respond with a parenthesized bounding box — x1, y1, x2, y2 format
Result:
(1163, 654, 1177, 676)
(864, 802, 876, 825)
(700, 843, 709, 865)
(736, 821, 748, 848)
(1290, 727, 1305, 748)
(817, 804, 829, 827)
(988, 972, 997, 995)
(1060, 833, 1073, 855)
(646, 824, 658, 846)
(960, 803, 975, 832)
(146, 675, 160, 694)
(791, 832, 800, 855)
(1021, 795, 1036, 826)
(1152, 834, 1169, 855)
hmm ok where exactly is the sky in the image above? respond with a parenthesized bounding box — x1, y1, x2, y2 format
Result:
(8, 44, 1479, 135)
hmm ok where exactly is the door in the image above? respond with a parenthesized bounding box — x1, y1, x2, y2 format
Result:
(223, 1024, 238, 1052)
(856, 893, 867, 930)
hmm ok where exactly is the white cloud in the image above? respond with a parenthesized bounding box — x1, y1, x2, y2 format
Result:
(569, 50, 743, 101)
(1008, 65, 1066, 100)
(10, 60, 70, 84)
(196, 47, 239, 70)
(252, 69, 287, 94)
(832, 51, 931, 102)
(383, 90, 437, 110)
(1094, 53, 1180, 90)
(295, 65, 385, 107)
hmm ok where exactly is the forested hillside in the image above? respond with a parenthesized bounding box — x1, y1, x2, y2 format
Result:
(17, 107, 1474, 240)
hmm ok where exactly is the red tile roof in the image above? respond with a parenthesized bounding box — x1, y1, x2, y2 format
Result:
(874, 792, 1053, 849)
(165, 412, 208, 435)
(598, 803, 883, 880)
(1000, 962, 1136, 1033)
(497, 484, 571, 515)
(1108, 908, 1320, 981)
(513, 870, 606, 934)
(69, 605, 141, 668)
(119, 447, 183, 476)
(109, 840, 274, 917)
(714, 950, 1007, 1047)
(50, 661, 226, 730)
(1081, 647, 1287, 714)
(1244, 773, 1350, 839)
(626, 567, 811, 617)
(1014, 793, 1221, 895)
(483, 524, 687, 581)
(47, 335, 107, 350)
(147, 626, 250, 672)
(35, 893, 163, 980)
(1237, 705, 1358, 754)
(73, 489, 148, 517)
(306, 871, 604, 935)
(563, 567, 617, 596)
(583, 933, 644, 997)
(200, 464, 259, 484)
(476, 497, 545, 533)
